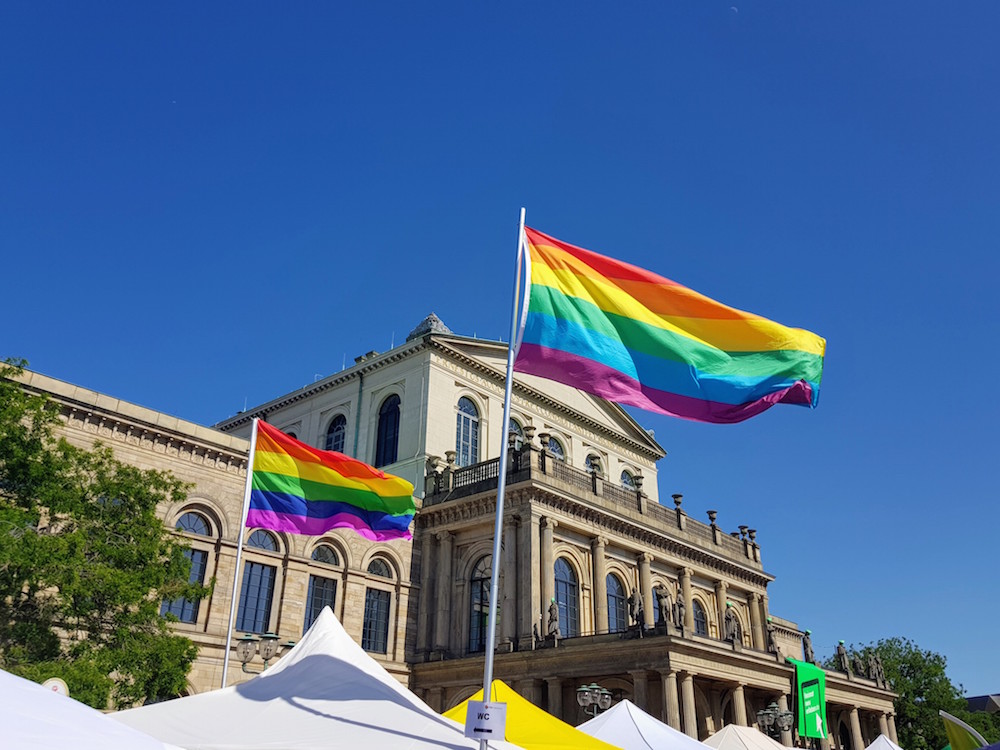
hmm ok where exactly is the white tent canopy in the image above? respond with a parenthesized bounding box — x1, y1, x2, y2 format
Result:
(113, 607, 520, 750)
(578, 699, 710, 750)
(866, 735, 905, 750)
(2, 668, 184, 750)
(703, 724, 788, 750)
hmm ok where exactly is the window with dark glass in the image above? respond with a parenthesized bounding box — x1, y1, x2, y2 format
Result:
(508, 419, 524, 450)
(304, 575, 337, 630)
(606, 574, 627, 633)
(375, 395, 400, 468)
(236, 561, 275, 633)
(554, 557, 579, 637)
(621, 470, 636, 490)
(247, 529, 278, 552)
(161, 548, 208, 623)
(368, 558, 391, 579)
(326, 414, 347, 453)
(455, 397, 480, 467)
(312, 544, 340, 566)
(176, 511, 210, 536)
(468, 555, 493, 653)
(362, 588, 390, 653)
(693, 599, 708, 636)
(547, 437, 565, 461)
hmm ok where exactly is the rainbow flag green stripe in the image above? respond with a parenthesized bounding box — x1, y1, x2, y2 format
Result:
(247, 421, 415, 541)
(514, 227, 826, 424)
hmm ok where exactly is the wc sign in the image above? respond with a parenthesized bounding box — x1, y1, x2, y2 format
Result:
(464, 700, 507, 740)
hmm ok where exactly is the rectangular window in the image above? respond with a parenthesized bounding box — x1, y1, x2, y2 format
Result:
(236, 561, 275, 633)
(304, 575, 337, 631)
(362, 588, 391, 654)
(160, 548, 208, 624)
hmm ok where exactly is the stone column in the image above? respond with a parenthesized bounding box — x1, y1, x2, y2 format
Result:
(777, 695, 793, 747)
(546, 677, 563, 720)
(681, 673, 698, 738)
(631, 670, 649, 713)
(433, 531, 453, 653)
(715, 581, 729, 639)
(661, 670, 681, 730)
(887, 714, 898, 744)
(850, 708, 864, 750)
(426, 687, 444, 713)
(732, 684, 748, 726)
(680, 567, 694, 632)
(540, 517, 557, 615)
(518, 678, 543, 705)
(500, 514, 519, 645)
(518, 513, 541, 647)
(416, 530, 434, 656)
(638, 553, 654, 630)
(879, 713, 889, 737)
(749, 592, 765, 650)
(592, 536, 609, 634)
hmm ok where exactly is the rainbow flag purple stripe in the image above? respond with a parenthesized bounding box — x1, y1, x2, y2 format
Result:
(247, 421, 415, 541)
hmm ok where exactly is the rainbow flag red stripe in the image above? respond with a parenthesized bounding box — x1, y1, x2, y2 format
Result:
(247, 421, 415, 541)
(514, 227, 826, 424)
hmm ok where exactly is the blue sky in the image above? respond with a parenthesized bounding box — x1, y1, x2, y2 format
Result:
(3, 3, 998, 695)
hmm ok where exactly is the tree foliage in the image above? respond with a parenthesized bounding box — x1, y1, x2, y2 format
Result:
(0, 360, 206, 708)
(824, 637, 1000, 750)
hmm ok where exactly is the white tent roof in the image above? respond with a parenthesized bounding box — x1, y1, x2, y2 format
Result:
(703, 724, 788, 750)
(866, 735, 905, 750)
(1, 668, 184, 750)
(578, 699, 710, 750)
(113, 607, 521, 750)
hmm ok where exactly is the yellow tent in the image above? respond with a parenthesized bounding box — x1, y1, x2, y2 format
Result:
(444, 680, 622, 750)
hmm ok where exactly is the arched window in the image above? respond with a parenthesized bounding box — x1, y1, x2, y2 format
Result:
(375, 395, 400, 468)
(311, 544, 340, 566)
(326, 414, 347, 453)
(693, 599, 708, 636)
(363, 558, 393, 653)
(468, 555, 493, 653)
(161, 511, 211, 623)
(455, 397, 480, 468)
(175, 511, 211, 536)
(586, 454, 602, 475)
(554, 557, 579, 637)
(621, 470, 636, 490)
(606, 574, 627, 633)
(508, 419, 524, 450)
(547, 436, 565, 461)
(247, 530, 278, 551)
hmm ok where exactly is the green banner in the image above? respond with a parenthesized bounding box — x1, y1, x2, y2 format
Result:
(788, 657, 827, 739)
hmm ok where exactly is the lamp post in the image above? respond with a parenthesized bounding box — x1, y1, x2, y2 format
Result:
(576, 683, 614, 718)
(235, 632, 294, 674)
(756, 700, 793, 740)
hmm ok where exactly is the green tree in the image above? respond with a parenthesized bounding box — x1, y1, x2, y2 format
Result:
(824, 637, 1000, 750)
(0, 360, 207, 708)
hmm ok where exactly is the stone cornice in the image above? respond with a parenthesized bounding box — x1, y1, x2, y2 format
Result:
(416, 485, 773, 588)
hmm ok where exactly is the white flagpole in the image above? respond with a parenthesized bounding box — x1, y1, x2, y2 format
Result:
(220, 416, 259, 688)
(479, 208, 527, 747)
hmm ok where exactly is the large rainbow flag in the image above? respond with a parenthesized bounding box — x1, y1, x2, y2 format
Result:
(247, 421, 415, 541)
(514, 227, 826, 424)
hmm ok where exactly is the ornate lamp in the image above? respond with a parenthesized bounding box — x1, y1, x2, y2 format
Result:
(756, 700, 793, 738)
(235, 632, 287, 674)
(576, 683, 614, 717)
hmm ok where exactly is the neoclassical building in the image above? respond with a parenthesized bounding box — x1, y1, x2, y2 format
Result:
(13, 313, 896, 748)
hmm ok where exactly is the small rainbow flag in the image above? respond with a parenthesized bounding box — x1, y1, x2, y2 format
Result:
(514, 227, 826, 424)
(247, 421, 415, 541)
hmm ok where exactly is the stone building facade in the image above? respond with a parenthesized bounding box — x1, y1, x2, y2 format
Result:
(14, 313, 897, 748)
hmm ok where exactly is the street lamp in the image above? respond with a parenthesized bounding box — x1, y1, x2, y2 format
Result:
(756, 700, 793, 739)
(576, 683, 614, 717)
(235, 632, 294, 674)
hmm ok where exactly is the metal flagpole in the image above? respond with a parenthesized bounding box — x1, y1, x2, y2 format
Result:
(479, 207, 527, 748)
(220, 416, 260, 688)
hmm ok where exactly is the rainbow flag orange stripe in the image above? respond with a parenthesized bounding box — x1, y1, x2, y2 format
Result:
(247, 421, 415, 541)
(514, 227, 826, 424)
